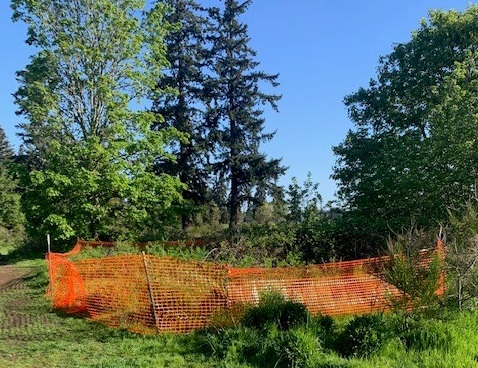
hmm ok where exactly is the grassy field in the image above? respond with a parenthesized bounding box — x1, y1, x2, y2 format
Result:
(0, 260, 227, 368)
(1, 259, 478, 368)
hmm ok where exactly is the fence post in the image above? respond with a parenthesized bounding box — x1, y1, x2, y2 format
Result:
(142, 251, 160, 333)
(46, 234, 54, 305)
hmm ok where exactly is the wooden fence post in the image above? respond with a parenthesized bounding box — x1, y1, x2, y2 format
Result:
(47, 234, 54, 304)
(142, 251, 160, 333)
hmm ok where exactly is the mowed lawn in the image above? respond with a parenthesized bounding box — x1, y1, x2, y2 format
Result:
(0, 260, 225, 368)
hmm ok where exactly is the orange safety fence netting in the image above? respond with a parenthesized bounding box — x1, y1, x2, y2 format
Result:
(46, 239, 445, 334)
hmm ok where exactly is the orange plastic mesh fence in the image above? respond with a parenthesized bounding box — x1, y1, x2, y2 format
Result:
(46, 240, 445, 334)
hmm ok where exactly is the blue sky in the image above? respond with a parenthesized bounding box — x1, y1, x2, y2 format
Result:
(0, 0, 472, 203)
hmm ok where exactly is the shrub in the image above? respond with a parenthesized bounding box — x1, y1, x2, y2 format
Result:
(211, 223, 303, 267)
(294, 215, 339, 263)
(377, 227, 443, 311)
(241, 291, 309, 331)
(146, 242, 209, 261)
(310, 314, 335, 349)
(336, 314, 390, 358)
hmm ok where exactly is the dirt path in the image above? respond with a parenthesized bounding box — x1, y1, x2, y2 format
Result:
(0, 264, 51, 338)
(0, 265, 32, 291)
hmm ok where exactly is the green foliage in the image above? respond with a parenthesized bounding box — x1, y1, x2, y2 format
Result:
(204, 319, 323, 368)
(0, 128, 25, 252)
(379, 229, 443, 310)
(204, 325, 262, 363)
(401, 318, 452, 352)
(336, 314, 390, 358)
(205, 216, 340, 267)
(286, 173, 322, 224)
(146, 242, 209, 261)
(69, 242, 141, 260)
(0, 127, 13, 164)
(13, 0, 186, 244)
(273, 326, 323, 368)
(333, 5, 478, 234)
(152, 0, 212, 231)
(206, 0, 286, 231)
(309, 314, 335, 349)
(22, 137, 184, 244)
(0, 168, 25, 249)
(241, 291, 310, 332)
(69, 241, 209, 262)
(294, 213, 339, 263)
(447, 202, 478, 309)
(215, 223, 301, 267)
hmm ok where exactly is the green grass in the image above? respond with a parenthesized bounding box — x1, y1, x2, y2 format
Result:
(2, 260, 478, 367)
(0, 260, 236, 368)
(203, 295, 478, 368)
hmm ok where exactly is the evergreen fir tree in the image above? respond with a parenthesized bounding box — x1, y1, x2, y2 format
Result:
(0, 126, 24, 248)
(0, 127, 14, 164)
(206, 0, 286, 231)
(152, 0, 212, 230)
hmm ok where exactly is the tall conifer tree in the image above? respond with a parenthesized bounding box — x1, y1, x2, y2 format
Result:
(206, 0, 285, 231)
(0, 127, 14, 164)
(0, 126, 24, 248)
(152, 0, 211, 230)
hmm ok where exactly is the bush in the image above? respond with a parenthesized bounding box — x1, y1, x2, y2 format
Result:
(241, 291, 309, 331)
(309, 314, 335, 349)
(211, 223, 303, 267)
(205, 323, 324, 368)
(378, 228, 443, 311)
(336, 314, 390, 358)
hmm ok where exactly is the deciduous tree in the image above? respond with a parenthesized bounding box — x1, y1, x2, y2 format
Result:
(12, 0, 184, 242)
(333, 6, 478, 234)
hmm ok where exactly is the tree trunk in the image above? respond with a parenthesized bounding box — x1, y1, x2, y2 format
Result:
(229, 171, 239, 232)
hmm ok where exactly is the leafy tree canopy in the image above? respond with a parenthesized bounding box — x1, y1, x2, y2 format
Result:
(333, 5, 478, 234)
(12, 0, 185, 243)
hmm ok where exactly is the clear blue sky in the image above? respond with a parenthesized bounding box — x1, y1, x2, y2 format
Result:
(0, 0, 472, 203)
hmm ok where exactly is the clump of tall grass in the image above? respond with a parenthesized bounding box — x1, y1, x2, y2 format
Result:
(203, 291, 326, 367)
(400, 318, 452, 352)
(241, 291, 309, 332)
(335, 314, 391, 358)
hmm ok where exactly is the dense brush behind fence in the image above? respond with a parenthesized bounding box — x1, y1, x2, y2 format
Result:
(46, 240, 445, 334)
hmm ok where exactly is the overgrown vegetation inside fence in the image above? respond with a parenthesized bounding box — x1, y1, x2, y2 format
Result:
(46, 236, 445, 334)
